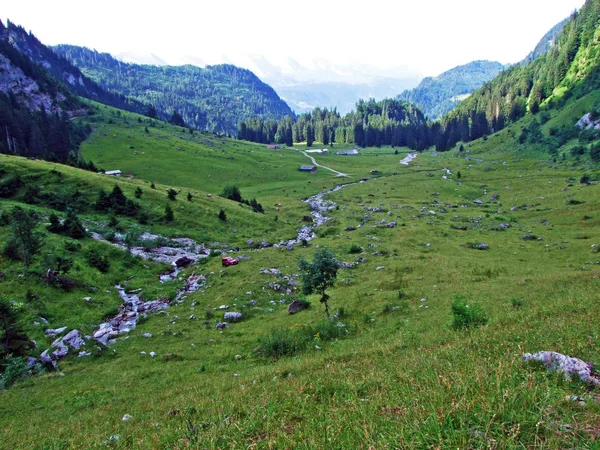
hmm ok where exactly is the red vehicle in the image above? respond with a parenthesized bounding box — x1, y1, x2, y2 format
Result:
(221, 256, 239, 267)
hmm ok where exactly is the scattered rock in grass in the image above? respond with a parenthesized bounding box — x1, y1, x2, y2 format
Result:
(345, 226, 355, 231)
(521, 233, 537, 240)
(376, 266, 385, 271)
(121, 414, 133, 422)
(218, 305, 229, 310)
(149, 352, 156, 358)
(565, 395, 586, 406)
(77, 351, 91, 357)
(235, 354, 242, 360)
(216, 322, 228, 330)
(246, 239, 254, 245)
(224, 312, 243, 322)
(44, 327, 67, 337)
(288, 299, 307, 314)
(474, 199, 484, 205)
(261, 268, 281, 276)
(523, 351, 600, 385)
(103, 435, 120, 445)
(143, 333, 152, 338)
(387, 222, 397, 228)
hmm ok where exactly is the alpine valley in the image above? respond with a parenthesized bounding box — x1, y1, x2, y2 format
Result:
(1, 2, 599, 448)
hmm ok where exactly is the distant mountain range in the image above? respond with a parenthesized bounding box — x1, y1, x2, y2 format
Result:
(114, 52, 423, 115)
(397, 60, 506, 120)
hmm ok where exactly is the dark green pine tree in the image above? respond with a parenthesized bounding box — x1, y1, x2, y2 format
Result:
(169, 110, 186, 127)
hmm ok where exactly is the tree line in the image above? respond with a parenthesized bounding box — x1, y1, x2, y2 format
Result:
(238, 98, 437, 151)
(239, 0, 600, 153)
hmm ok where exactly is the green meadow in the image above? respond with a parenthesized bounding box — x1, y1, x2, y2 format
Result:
(1, 96, 599, 449)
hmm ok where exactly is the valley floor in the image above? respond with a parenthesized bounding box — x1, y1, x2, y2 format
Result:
(1, 113, 600, 448)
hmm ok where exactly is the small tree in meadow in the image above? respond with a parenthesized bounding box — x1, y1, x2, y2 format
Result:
(3, 208, 44, 268)
(299, 248, 340, 318)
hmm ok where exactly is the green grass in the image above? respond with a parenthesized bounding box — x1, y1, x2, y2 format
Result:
(1, 98, 600, 448)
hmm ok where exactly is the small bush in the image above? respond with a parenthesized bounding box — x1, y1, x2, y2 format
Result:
(87, 249, 110, 273)
(258, 329, 299, 358)
(451, 296, 488, 330)
(167, 189, 178, 201)
(164, 205, 174, 222)
(0, 355, 38, 390)
(349, 244, 362, 254)
(511, 297, 524, 309)
(64, 240, 81, 252)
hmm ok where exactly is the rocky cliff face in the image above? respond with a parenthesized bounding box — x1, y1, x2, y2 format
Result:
(0, 53, 66, 114)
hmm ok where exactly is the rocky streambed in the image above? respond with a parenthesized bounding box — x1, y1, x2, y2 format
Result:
(41, 173, 395, 366)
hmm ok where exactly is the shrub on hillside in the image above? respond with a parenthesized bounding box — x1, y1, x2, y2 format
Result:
(86, 249, 110, 273)
(349, 244, 362, 254)
(451, 296, 488, 330)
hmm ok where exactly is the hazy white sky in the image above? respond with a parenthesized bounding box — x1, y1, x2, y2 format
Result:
(2, 0, 586, 77)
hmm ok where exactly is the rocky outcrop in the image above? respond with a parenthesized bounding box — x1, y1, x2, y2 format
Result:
(39, 329, 87, 368)
(0, 54, 67, 114)
(576, 113, 600, 130)
(523, 351, 599, 385)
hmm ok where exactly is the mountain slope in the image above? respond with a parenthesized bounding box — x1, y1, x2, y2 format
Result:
(0, 21, 91, 162)
(397, 60, 505, 120)
(0, 20, 145, 116)
(520, 17, 570, 65)
(436, 0, 599, 151)
(54, 45, 295, 135)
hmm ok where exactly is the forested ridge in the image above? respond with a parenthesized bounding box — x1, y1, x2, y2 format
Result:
(397, 60, 505, 120)
(54, 45, 294, 135)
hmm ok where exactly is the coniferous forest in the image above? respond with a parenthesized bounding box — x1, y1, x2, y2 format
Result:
(239, 0, 600, 154)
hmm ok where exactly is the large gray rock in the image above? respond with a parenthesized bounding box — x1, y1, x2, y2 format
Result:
(62, 330, 84, 350)
(523, 351, 599, 385)
(223, 312, 243, 322)
(288, 300, 307, 314)
(40, 349, 55, 367)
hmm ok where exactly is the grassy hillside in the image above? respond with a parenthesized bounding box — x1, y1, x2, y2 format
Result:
(1, 86, 599, 448)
